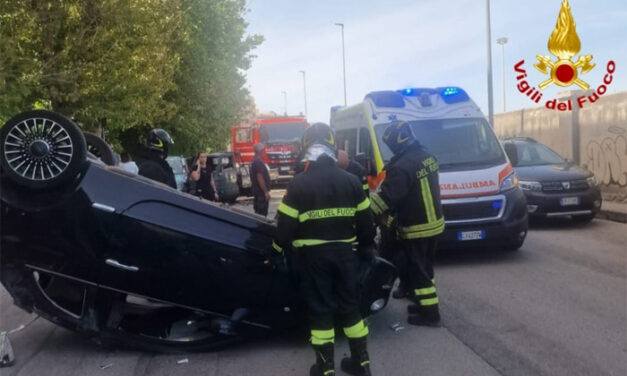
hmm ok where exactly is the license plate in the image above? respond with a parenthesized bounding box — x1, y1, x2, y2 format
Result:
(457, 230, 485, 241)
(560, 197, 579, 206)
(280, 166, 290, 171)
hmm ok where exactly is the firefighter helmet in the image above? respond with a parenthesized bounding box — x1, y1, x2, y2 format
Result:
(382, 121, 416, 155)
(147, 128, 174, 156)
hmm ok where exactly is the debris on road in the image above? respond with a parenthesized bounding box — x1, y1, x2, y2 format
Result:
(99, 363, 114, 370)
(390, 322, 405, 332)
(177, 358, 189, 365)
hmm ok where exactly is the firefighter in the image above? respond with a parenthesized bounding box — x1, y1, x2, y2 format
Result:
(275, 123, 376, 376)
(370, 121, 444, 326)
(137, 128, 177, 189)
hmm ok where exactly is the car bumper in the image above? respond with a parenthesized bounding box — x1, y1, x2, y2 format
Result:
(524, 186, 602, 217)
(438, 187, 529, 249)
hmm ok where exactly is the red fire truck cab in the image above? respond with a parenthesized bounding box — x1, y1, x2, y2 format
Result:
(232, 116, 308, 180)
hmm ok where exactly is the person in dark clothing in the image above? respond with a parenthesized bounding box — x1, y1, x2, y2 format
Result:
(370, 121, 444, 327)
(275, 123, 376, 376)
(137, 128, 177, 189)
(189, 152, 218, 201)
(249, 143, 271, 216)
(338, 149, 370, 197)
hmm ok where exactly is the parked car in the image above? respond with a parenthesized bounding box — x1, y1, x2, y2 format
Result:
(233, 152, 252, 197)
(0, 111, 397, 352)
(166, 156, 189, 191)
(207, 152, 240, 203)
(502, 137, 602, 222)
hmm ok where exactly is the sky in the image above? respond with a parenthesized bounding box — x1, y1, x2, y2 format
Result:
(244, 0, 627, 123)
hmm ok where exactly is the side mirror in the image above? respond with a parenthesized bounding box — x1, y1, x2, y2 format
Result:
(503, 143, 518, 167)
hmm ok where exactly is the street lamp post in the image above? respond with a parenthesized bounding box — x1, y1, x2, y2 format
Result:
(497, 37, 508, 112)
(486, 0, 494, 127)
(299, 70, 308, 118)
(335, 23, 347, 106)
(281, 91, 287, 116)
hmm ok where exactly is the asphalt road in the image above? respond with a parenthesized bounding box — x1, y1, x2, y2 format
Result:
(1, 192, 625, 376)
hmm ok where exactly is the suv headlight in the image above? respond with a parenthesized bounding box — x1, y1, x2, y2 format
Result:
(586, 176, 598, 187)
(500, 173, 519, 192)
(519, 180, 542, 192)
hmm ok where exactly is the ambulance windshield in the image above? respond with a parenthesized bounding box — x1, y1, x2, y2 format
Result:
(375, 118, 505, 171)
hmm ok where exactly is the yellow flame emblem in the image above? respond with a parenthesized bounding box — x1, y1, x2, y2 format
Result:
(534, 0, 595, 90)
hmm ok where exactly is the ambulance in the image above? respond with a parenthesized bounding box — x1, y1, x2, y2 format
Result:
(330, 87, 528, 250)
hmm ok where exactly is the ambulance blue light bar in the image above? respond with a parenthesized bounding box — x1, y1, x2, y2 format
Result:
(438, 87, 469, 104)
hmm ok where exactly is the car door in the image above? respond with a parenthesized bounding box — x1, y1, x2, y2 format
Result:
(96, 193, 276, 316)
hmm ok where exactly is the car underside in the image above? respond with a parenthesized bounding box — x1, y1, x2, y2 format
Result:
(0, 110, 396, 352)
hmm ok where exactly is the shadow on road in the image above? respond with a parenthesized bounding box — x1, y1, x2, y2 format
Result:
(435, 247, 528, 267)
(528, 217, 601, 231)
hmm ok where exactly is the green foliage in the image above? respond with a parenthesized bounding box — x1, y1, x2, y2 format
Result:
(0, 0, 262, 155)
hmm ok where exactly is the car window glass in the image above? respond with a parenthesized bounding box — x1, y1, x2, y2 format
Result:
(336, 128, 357, 157)
(516, 143, 564, 166)
(358, 127, 373, 157)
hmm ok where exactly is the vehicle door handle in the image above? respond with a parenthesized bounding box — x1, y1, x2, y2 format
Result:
(105, 259, 139, 272)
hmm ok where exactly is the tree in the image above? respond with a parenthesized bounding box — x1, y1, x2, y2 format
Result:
(0, 0, 262, 155)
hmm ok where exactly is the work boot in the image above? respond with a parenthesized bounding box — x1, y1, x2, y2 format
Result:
(407, 304, 441, 327)
(310, 343, 335, 376)
(392, 282, 409, 299)
(341, 337, 372, 376)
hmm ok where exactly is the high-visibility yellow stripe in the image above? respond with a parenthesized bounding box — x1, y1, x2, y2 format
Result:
(293, 237, 357, 248)
(399, 224, 444, 239)
(311, 328, 335, 345)
(414, 286, 436, 296)
(343, 320, 369, 338)
(272, 241, 282, 253)
(299, 207, 356, 222)
(370, 193, 388, 215)
(323, 370, 335, 375)
(360, 360, 371, 367)
(420, 297, 439, 306)
(277, 202, 299, 218)
(362, 183, 370, 191)
(356, 198, 370, 211)
(420, 178, 437, 223)
(398, 217, 445, 234)
(423, 176, 438, 223)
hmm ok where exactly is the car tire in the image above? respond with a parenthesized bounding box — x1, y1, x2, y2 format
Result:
(572, 213, 595, 223)
(0, 110, 87, 190)
(84, 132, 116, 166)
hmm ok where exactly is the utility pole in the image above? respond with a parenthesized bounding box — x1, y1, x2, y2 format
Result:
(497, 37, 509, 112)
(335, 23, 347, 106)
(299, 70, 308, 118)
(486, 0, 494, 126)
(281, 91, 287, 116)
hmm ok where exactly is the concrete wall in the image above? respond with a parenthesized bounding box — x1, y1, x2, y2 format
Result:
(494, 91, 627, 203)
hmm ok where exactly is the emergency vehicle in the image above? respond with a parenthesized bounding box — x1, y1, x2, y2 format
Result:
(231, 116, 307, 180)
(330, 87, 528, 250)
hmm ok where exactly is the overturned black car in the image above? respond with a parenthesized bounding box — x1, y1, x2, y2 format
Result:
(0, 111, 396, 352)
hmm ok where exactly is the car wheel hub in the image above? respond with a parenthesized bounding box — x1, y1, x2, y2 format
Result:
(3, 118, 74, 181)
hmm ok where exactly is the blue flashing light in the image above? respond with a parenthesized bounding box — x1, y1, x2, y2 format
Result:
(438, 86, 469, 104)
(402, 88, 414, 95)
(442, 87, 460, 96)
(492, 201, 503, 209)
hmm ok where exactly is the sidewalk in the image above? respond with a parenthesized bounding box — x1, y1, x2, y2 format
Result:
(598, 200, 627, 223)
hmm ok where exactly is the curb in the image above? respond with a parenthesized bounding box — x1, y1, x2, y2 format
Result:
(597, 209, 627, 223)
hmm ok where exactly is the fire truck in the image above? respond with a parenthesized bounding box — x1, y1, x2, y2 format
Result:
(231, 116, 308, 181)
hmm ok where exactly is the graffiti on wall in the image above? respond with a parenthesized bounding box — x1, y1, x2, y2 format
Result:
(585, 126, 627, 188)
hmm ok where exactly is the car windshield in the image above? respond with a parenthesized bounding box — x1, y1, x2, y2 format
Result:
(374, 118, 505, 171)
(259, 122, 306, 144)
(515, 142, 564, 166)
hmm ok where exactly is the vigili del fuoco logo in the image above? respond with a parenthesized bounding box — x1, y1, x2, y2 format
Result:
(513, 0, 615, 111)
